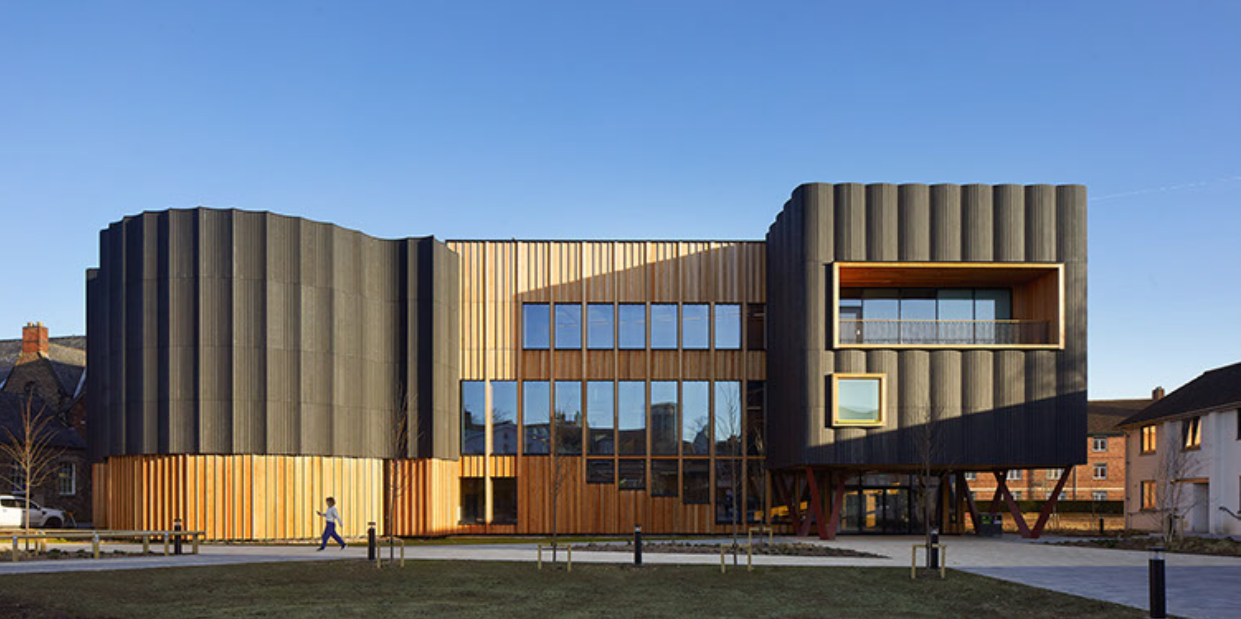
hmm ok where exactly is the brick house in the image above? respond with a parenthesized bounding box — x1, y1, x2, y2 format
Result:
(967, 394, 1154, 502)
(0, 322, 90, 523)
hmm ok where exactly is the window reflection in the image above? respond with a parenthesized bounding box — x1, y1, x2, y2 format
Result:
(461, 381, 486, 456)
(554, 381, 582, 455)
(682, 460, 709, 504)
(834, 377, 881, 425)
(618, 460, 645, 490)
(523, 304, 550, 349)
(586, 304, 614, 349)
(747, 461, 765, 523)
(587, 460, 614, 484)
(716, 460, 741, 524)
(682, 304, 709, 349)
(682, 381, 710, 456)
(714, 304, 741, 349)
(618, 304, 646, 349)
(650, 381, 678, 456)
(651, 460, 678, 497)
(491, 381, 518, 456)
(714, 381, 741, 456)
(617, 381, 646, 456)
(586, 381, 614, 455)
(522, 381, 550, 455)
(460, 478, 484, 524)
(555, 304, 582, 349)
(746, 304, 765, 350)
(492, 478, 518, 524)
(746, 380, 764, 456)
(650, 304, 678, 349)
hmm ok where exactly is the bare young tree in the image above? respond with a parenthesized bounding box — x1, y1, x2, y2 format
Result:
(0, 388, 64, 533)
(384, 385, 420, 562)
(549, 413, 575, 564)
(911, 404, 949, 564)
(1152, 426, 1201, 544)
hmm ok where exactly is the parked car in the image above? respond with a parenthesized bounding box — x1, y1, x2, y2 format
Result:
(0, 495, 67, 528)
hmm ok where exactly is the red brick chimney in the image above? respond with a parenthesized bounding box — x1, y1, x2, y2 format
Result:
(1152, 386, 1165, 401)
(18, 321, 49, 362)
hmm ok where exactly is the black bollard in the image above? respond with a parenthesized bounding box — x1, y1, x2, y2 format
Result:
(367, 522, 377, 562)
(173, 519, 183, 555)
(634, 524, 642, 567)
(1149, 546, 1166, 618)
(928, 527, 940, 570)
(1099, 517, 1105, 536)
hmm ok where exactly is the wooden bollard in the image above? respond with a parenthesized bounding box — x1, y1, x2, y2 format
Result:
(142, 535, 149, 554)
(92, 533, 100, 559)
(163, 533, 170, 556)
(11, 536, 17, 562)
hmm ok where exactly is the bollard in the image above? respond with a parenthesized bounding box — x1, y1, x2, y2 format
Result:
(747, 542, 753, 572)
(174, 519, 183, 555)
(11, 535, 16, 562)
(928, 528, 940, 570)
(720, 545, 726, 573)
(1099, 517, 1105, 536)
(1149, 546, 1166, 618)
(367, 522, 377, 563)
(163, 533, 170, 556)
(634, 524, 642, 567)
(142, 535, 149, 555)
(567, 544, 572, 573)
(192, 533, 200, 555)
(92, 532, 100, 560)
(537, 544, 543, 570)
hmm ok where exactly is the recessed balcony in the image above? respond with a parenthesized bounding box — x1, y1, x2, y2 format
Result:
(830, 262, 1063, 350)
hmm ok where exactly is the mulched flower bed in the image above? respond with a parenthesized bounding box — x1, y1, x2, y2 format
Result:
(570, 541, 884, 558)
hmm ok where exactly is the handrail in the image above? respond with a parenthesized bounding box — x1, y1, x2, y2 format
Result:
(839, 318, 1052, 346)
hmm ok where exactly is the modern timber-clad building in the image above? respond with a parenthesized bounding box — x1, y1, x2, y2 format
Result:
(86, 183, 1087, 540)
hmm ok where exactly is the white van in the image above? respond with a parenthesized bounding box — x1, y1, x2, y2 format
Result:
(0, 495, 67, 528)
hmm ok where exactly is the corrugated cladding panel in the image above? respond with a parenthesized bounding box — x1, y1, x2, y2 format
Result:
(86, 208, 460, 460)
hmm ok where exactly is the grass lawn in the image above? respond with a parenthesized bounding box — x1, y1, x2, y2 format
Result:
(0, 560, 1144, 618)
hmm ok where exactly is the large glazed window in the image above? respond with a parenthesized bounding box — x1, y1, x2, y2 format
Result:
(682, 460, 709, 504)
(460, 478, 484, 524)
(681, 304, 709, 349)
(586, 381, 614, 455)
(831, 262, 1062, 348)
(554, 381, 582, 455)
(617, 381, 646, 456)
(715, 304, 741, 349)
(523, 304, 551, 349)
(650, 304, 678, 349)
(829, 374, 885, 427)
(745, 304, 765, 350)
(618, 304, 646, 349)
(522, 381, 550, 455)
(714, 381, 741, 456)
(586, 304, 614, 349)
(555, 304, 582, 349)
(618, 460, 645, 490)
(493, 478, 518, 524)
(681, 381, 710, 456)
(461, 381, 486, 456)
(651, 460, 678, 497)
(650, 381, 679, 456)
(491, 381, 518, 456)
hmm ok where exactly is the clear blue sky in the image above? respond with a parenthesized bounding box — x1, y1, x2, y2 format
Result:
(1, 1, 1238, 398)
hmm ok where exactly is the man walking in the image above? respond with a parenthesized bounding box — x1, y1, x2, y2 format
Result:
(316, 497, 347, 551)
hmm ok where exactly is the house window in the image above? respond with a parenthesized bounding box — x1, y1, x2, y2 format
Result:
(1007, 470, 1022, 481)
(10, 464, 25, 492)
(714, 304, 741, 350)
(522, 381, 550, 455)
(1047, 468, 1062, 480)
(714, 381, 742, 456)
(57, 463, 76, 496)
(522, 303, 550, 349)
(1093, 463, 1108, 480)
(617, 381, 646, 456)
(650, 381, 678, 456)
(828, 374, 885, 427)
(1141, 425, 1157, 454)
(1092, 437, 1108, 452)
(1092, 491, 1108, 501)
(460, 478, 484, 524)
(1182, 416, 1202, 450)
(586, 460, 614, 484)
(586, 381, 614, 456)
(963, 471, 976, 481)
(681, 381, 710, 456)
(555, 304, 582, 349)
(491, 381, 518, 456)
(1012, 490, 1024, 500)
(492, 478, 518, 524)
(1141, 480, 1157, 511)
(586, 304, 614, 349)
(554, 381, 583, 455)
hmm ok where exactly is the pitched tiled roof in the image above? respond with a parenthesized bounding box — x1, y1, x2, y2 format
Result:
(1120, 361, 1241, 427)
(1087, 398, 1151, 435)
(0, 336, 85, 395)
(0, 391, 85, 450)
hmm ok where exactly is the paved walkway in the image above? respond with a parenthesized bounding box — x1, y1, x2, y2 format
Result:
(2, 535, 1239, 618)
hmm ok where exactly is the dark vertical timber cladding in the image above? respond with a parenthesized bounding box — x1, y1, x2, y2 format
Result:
(86, 208, 461, 460)
(764, 183, 1087, 471)
(1056, 185, 1087, 464)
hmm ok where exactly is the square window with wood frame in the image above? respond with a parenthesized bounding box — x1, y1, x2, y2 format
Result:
(828, 374, 885, 427)
(1182, 416, 1202, 450)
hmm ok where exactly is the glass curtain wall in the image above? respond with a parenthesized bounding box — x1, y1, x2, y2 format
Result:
(522, 381, 550, 455)
(554, 381, 582, 455)
(650, 381, 678, 455)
